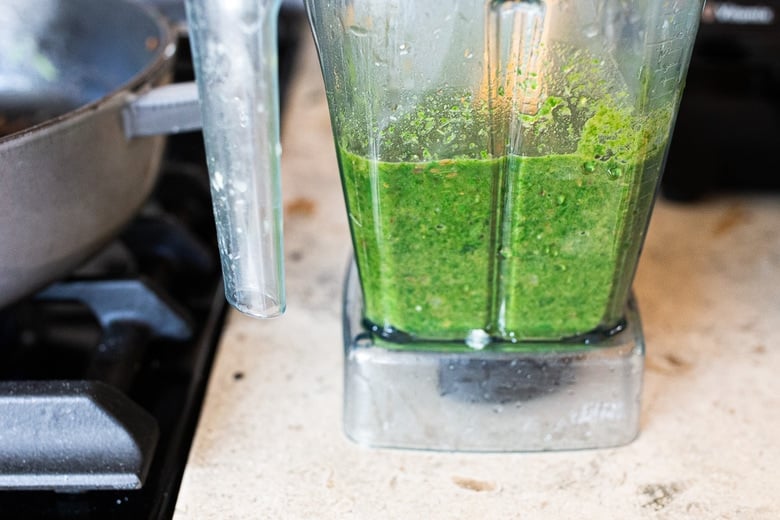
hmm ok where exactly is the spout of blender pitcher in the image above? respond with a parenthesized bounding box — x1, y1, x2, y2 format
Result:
(183, 0, 286, 318)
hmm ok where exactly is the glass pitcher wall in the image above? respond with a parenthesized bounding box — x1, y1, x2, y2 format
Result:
(307, 0, 703, 344)
(185, 0, 286, 318)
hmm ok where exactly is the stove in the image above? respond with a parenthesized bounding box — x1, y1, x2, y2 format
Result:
(0, 7, 303, 518)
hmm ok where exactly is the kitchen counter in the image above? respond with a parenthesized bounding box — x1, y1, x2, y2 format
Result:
(174, 30, 780, 519)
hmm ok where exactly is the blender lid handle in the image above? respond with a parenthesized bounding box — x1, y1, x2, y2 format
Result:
(184, 0, 286, 318)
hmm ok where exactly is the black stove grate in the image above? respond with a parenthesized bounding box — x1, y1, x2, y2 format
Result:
(0, 126, 228, 517)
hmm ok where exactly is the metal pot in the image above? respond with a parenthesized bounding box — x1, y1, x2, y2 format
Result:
(0, 0, 201, 307)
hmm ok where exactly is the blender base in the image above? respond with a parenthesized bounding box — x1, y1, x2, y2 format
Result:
(342, 263, 644, 452)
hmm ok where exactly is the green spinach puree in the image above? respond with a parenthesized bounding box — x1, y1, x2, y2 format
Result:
(338, 101, 670, 345)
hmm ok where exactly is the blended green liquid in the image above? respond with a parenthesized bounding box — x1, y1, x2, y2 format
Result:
(339, 104, 667, 345)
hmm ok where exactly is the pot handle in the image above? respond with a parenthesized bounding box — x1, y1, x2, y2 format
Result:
(122, 82, 202, 138)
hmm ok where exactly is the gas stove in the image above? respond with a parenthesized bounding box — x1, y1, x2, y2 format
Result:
(0, 7, 303, 519)
(0, 126, 225, 517)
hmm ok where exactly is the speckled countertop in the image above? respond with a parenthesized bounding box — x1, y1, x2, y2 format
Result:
(174, 30, 780, 519)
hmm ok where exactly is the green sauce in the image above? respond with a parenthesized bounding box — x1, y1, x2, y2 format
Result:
(338, 101, 670, 345)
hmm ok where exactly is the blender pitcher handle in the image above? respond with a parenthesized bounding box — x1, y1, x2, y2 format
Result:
(184, 0, 285, 318)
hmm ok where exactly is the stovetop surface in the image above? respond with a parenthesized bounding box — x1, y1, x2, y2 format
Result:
(0, 128, 226, 519)
(0, 8, 303, 518)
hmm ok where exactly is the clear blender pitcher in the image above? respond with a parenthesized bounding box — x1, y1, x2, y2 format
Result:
(184, 0, 704, 451)
(310, 0, 704, 451)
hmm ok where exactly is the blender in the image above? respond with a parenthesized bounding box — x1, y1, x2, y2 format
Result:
(184, 0, 704, 451)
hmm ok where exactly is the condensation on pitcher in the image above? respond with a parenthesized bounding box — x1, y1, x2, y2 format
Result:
(347, 25, 369, 37)
(232, 178, 248, 193)
(239, 14, 260, 35)
(466, 329, 491, 350)
(212, 170, 225, 191)
(238, 105, 250, 128)
(204, 43, 230, 85)
(583, 23, 599, 38)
